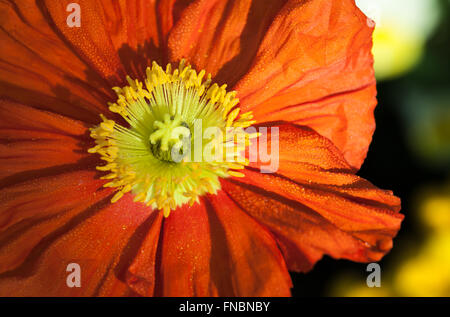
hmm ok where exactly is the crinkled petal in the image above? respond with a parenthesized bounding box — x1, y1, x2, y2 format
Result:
(0, 1, 112, 122)
(156, 194, 291, 296)
(0, 193, 151, 296)
(222, 123, 403, 271)
(0, 100, 92, 180)
(0, 170, 109, 275)
(123, 211, 164, 296)
(168, 0, 287, 86)
(43, 0, 188, 81)
(0, 1, 185, 123)
(156, 201, 213, 296)
(206, 192, 292, 296)
(234, 0, 376, 168)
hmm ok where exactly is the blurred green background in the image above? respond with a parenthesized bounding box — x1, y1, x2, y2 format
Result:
(291, 0, 450, 297)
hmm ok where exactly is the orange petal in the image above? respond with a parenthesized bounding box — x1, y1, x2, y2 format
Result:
(224, 123, 403, 271)
(0, 1, 189, 123)
(252, 85, 377, 169)
(234, 0, 376, 168)
(98, 0, 164, 77)
(157, 195, 291, 296)
(0, 193, 152, 296)
(158, 0, 194, 48)
(0, 100, 92, 180)
(100, 0, 190, 73)
(43, 0, 187, 82)
(0, 170, 109, 275)
(0, 1, 112, 123)
(43, 0, 125, 83)
(207, 191, 292, 296)
(156, 201, 212, 296)
(124, 211, 164, 296)
(168, 0, 287, 86)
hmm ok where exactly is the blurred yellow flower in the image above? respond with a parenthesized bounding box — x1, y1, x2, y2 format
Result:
(395, 233, 450, 296)
(421, 194, 450, 230)
(330, 274, 392, 297)
(356, 0, 441, 80)
(371, 22, 424, 80)
(331, 183, 450, 297)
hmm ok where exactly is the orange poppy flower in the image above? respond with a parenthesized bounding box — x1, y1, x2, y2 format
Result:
(0, 0, 402, 296)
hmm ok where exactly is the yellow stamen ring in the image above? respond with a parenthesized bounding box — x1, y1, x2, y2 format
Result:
(88, 60, 256, 217)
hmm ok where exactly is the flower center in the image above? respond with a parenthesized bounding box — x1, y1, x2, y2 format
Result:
(149, 114, 190, 162)
(88, 60, 256, 217)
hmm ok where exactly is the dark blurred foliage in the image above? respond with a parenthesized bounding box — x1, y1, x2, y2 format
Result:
(290, 0, 450, 296)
